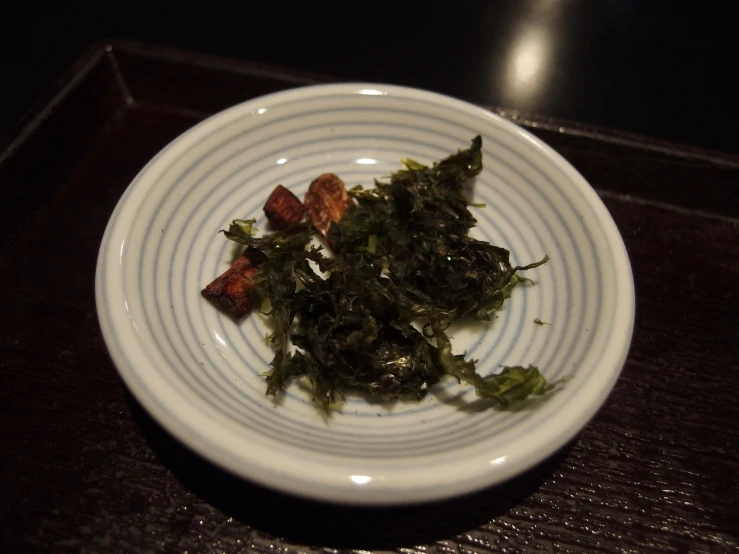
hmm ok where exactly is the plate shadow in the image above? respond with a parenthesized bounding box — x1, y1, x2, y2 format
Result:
(127, 391, 573, 549)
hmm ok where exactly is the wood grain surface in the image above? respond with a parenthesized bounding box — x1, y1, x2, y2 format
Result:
(1, 43, 737, 554)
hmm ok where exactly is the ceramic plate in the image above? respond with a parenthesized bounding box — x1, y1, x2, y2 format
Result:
(95, 83, 634, 505)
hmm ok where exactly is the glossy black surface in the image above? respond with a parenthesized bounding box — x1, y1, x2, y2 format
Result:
(1, 2, 738, 152)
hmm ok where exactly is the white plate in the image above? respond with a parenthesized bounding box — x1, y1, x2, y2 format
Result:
(95, 83, 634, 505)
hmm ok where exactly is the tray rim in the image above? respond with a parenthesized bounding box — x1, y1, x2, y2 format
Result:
(3, 39, 739, 173)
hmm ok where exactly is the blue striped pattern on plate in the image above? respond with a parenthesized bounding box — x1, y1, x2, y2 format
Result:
(95, 83, 635, 505)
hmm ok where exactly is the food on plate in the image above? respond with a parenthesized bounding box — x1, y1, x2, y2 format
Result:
(201, 137, 568, 412)
(304, 173, 355, 236)
(263, 184, 305, 229)
(200, 250, 260, 318)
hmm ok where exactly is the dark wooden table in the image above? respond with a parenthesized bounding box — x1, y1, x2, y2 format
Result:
(1, 42, 737, 554)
